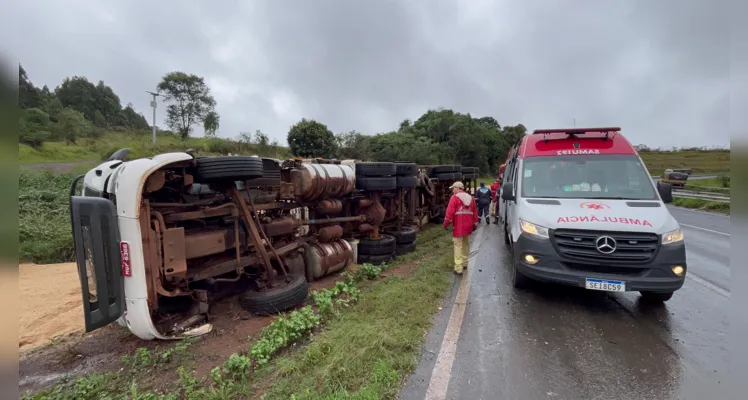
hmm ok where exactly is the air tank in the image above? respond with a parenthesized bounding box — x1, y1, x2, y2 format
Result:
(290, 163, 355, 201)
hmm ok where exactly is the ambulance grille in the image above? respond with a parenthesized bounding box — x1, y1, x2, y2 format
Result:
(551, 229, 660, 264)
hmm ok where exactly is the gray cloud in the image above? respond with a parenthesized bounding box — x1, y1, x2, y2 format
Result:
(3, 0, 729, 148)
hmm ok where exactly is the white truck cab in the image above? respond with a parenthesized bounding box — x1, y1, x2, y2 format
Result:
(498, 127, 686, 302)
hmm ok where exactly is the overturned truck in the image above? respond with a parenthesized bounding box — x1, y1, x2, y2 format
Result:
(69, 150, 477, 340)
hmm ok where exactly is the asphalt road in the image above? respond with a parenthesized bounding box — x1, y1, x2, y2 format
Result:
(400, 206, 729, 400)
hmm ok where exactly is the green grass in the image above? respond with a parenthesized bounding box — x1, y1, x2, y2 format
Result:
(254, 228, 452, 399)
(23, 227, 455, 400)
(19, 170, 77, 264)
(673, 197, 730, 214)
(19, 130, 291, 164)
(639, 150, 730, 175)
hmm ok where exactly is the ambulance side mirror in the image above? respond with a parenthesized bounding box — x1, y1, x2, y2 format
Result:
(501, 182, 516, 202)
(657, 181, 673, 204)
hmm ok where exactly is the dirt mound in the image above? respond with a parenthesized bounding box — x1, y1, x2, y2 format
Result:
(19, 263, 85, 353)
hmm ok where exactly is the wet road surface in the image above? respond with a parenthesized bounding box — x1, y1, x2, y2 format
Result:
(400, 206, 729, 400)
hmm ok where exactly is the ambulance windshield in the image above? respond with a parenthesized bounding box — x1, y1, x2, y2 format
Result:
(520, 155, 657, 200)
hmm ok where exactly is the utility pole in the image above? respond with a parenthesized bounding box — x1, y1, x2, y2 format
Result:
(146, 91, 161, 146)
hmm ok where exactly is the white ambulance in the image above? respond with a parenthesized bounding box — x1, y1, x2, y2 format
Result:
(498, 127, 685, 302)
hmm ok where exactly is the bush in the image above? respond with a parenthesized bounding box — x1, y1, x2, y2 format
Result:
(717, 174, 730, 188)
(19, 171, 77, 263)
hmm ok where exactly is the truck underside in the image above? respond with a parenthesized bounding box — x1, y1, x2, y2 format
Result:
(72, 154, 480, 338)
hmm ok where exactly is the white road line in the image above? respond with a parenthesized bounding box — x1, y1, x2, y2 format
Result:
(424, 227, 483, 400)
(688, 273, 730, 298)
(680, 223, 730, 236)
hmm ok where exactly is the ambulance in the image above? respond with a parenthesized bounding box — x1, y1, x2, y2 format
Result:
(498, 127, 685, 302)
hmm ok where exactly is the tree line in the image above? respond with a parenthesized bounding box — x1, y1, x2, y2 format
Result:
(287, 113, 527, 175)
(17, 65, 526, 174)
(19, 65, 222, 148)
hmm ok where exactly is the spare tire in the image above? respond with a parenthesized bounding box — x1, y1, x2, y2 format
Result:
(356, 162, 396, 177)
(395, 241, 417, 256)
(396, 175, 418, 189)
(358, 234, 397, 256)
(238, 274, 308, 315)
(461, 167, 478, 174)
(195, 156, 264, 183)
(356, 176, 397, 191)
(394, 162, 418, 176)
(386, 227, 417, 244)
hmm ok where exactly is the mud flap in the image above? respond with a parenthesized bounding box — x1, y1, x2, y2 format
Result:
(70, 196, 125, 332)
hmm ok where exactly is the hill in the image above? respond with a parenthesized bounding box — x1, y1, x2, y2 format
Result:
(638, 150, 730, 175)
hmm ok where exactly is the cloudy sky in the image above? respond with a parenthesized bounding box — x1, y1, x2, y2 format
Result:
(4, 0, 729, 148)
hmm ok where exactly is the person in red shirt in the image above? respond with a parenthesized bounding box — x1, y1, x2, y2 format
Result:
(489, 178, 500, 224)
(443, 181, 479, 275)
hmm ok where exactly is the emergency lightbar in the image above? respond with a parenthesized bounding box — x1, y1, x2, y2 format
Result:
(532, 127, 620, 143)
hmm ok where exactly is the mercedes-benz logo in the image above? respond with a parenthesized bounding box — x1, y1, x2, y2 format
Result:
(595, 236, 617, 254)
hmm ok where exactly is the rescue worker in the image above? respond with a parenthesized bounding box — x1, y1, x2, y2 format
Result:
(489, 178, 500, 224)
(443, 181, 479, 275)
(475, 182, 492, 224)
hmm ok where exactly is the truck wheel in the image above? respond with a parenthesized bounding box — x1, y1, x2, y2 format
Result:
(356, 176, 397, 191)
(396, 175, 418, 189)
(395, 241, 417, 256)
(435, 172, 462, 181)
(358, 234, 397, 256)
(639, 291, 674, 303)
(358, 252, 395, 265)
(195, 156, 264, 182)
(245, 158, 281, 187)
(430, 165, 460, 175)
(394, 162, 418, 176)
(386, 227, 417, 244)
(355, 162, 396, 177)
(238, 274, 308, 315)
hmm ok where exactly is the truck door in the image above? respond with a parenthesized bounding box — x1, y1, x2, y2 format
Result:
(70, 196, 126, 332)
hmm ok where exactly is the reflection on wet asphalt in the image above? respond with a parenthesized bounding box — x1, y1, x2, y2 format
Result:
(401, 208, 729, 400)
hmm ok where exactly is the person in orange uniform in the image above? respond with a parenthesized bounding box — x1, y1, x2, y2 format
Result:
(443, 181, 479, 275)
(489, 178, 500, 224)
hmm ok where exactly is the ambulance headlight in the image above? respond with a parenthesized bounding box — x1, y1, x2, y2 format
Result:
(662, 228, 684, 245)
(520, 219, 550, 239)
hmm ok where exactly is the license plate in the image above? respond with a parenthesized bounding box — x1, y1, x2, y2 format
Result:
(585, 278, 625, 292)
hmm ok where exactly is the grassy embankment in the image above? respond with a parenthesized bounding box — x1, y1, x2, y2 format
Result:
(24, 227, 455, 400)
(19, 130, 290, 165)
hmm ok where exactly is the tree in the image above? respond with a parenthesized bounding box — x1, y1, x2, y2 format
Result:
(157, 72, 217, 139)
(19, 65, 42, 109)
(120, 104, 150, 130)
(287, 119, 337, 158)
(53, 107, 92, 144)
(19, 108, 52, 148)
(336, 130, 372, 160)
(203, 111, 220, 136)
(55, 76, 101, 122)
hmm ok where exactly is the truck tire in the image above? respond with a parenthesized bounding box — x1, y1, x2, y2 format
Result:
(358, 252, 395, 265)
(396, 175, 418, 189)
(356, 162, 396, 177)
(238, 274, 308, 315)
(195, 156, 264, 183)
(394, 162, 418, 176)
(386, 227, 417, 244)
(435, 172, 462, 181)
(356, 176, 397, 191)
(358, 234, 397, 256)
(245, 158, 281, 187)
(395, 241, 417, 256)
(430, 165, 460, 175)
(461, 167, 478, 174)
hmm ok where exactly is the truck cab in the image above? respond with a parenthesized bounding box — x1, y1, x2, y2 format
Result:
(498, 127, 685, 302)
